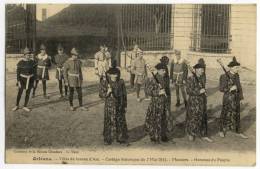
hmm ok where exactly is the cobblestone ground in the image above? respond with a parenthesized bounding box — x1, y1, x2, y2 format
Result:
(5, 68, 256, 153)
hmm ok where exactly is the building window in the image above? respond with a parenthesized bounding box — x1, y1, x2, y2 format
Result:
(121, 4, 172, 51)
(191, 4, 231, 53)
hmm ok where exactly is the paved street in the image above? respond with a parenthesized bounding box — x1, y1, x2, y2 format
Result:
(5, 68, 256, 153)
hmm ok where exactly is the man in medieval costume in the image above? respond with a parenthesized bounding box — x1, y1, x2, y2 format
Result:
(128, 44, 142, 88)
(218, 57, 248, 139)
(185, 62, 213, 142)
(53, 44, 69, 98)
(170, 50, 188, 107)
(144, 63, 170, 143)
(63, 48, 88, 111)
(131, 50, 149, 102)
(32, 44, 52, 99)
(94, 45, 111, 82)
(99, 61, 128, 145)
(12, 47, 37, 112)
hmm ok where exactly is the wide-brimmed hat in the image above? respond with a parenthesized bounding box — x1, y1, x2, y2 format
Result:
(71, 48, 79, 55)
(228, 57, 240, 67)
(155, 63, 167, 70)
(160, 56, 169, 63)
(40, 44, 46, 50)
(193, 63, 205, 69)
(23, 47, 31, 54)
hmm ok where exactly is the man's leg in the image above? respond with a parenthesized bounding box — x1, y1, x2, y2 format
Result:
(16, 88, 23, 106)
(69, 87, 75, 110)
(136, 83, 141, 101)
(76, 87, 83, 107)
(64, 79, 68, 96)
(130, 73, 135, 88)
(58, 80, 63, 96)
(42, 80, 48, 98)
(32, 80, 39, 97)
(24, 88, 32, 107)
(76, 87, 88, 111)
(22, 88, 32, 112)
(175, 85, 180, 106)
(13, 88, 23, 111)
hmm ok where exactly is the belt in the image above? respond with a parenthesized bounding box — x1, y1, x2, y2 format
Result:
(37, 65, 46, 79)
(20, 74, 34, 90)
(173, 72, 183, 82)
(57, 67, 63, 80)
(68, 73, 80, 78)
(68, 73, 81, 87)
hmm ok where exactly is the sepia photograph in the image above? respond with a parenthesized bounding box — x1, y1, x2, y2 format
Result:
(4, 2, 257, 166)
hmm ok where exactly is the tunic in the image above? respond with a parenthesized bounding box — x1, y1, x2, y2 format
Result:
(63, 58, 83, 87)
(186, 75, 207, 137)
(94, 51, 110, 77)
(219, 72, 243, 132)
(35, 54, 52, 80)
(131, 58, 147, 85)
(99, 79, 128, 144)
(144, 74, 169, 142)
(127, 48, 142, 73)
(16, 59, 37, 90)
(53, 53, 69, 80)
(170, 58, 188, 85)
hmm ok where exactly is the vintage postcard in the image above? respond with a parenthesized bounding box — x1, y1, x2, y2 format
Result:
(4, 3, 256, 166)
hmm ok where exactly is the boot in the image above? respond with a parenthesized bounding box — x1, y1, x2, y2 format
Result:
(184, 100, 188, 107)
(175, 100, 180, 107)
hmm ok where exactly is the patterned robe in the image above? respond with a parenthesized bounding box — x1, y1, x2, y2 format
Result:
(219, 72, 243, 133)
(164, 67, 173, 132)
(99, 79, 128, 144)
(144, 74, 169, 142)
(35, 54, 52, 80)
(186, 75, 207, 137)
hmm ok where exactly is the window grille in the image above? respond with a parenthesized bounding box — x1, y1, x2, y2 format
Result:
(6, 4, 36, 54)
(191, 4, 231, 53)
(121, 4, 172, 51)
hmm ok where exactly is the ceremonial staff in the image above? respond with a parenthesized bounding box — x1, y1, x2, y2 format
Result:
(185, 60, 207, 96)
(146, 63, 167, 97)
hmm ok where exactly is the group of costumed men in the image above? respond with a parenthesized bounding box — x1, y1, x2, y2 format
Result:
(12, 43, 248, 146)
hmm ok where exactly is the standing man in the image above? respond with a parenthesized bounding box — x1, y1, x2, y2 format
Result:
(170, 50, 188, 107)
(53, 44, 69, 98)
(144, 63, 169, 143)
(94, 45, 110, 82)
(99, 61, 128, 145)
(32, 44, 52, 99)
(128, 44, 142, 88)
(104, 45, 112, 67)
(218, 57, 248, 139)
(63, 48, 88, 111)
(131, 51, 148, 102)
(12, 47, 37, 112)
(186, 63, 213, 142)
